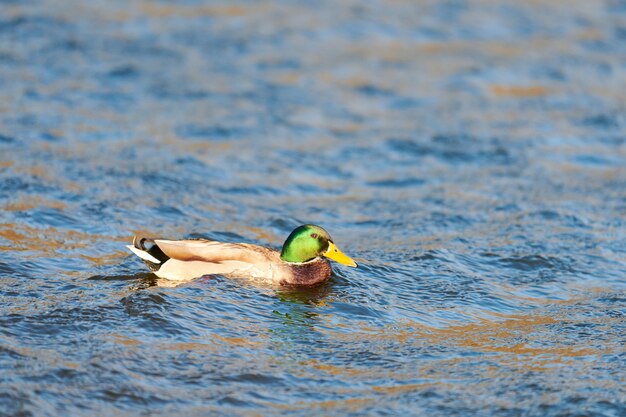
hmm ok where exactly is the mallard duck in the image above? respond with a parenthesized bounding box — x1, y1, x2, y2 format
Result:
(126, 224, 357, 286)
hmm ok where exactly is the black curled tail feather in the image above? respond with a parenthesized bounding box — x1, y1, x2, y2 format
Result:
(133, 235, 170, 272)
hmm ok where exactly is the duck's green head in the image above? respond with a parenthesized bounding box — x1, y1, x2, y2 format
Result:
(280, 224, 357, 267)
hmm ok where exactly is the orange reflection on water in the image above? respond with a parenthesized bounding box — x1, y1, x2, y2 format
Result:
(320, 304, 614, 378)
(4, 196, 67, 212)
(490, 85, 549, 98)
(138, 2, 250, 19)
(0, 222, 127, 264)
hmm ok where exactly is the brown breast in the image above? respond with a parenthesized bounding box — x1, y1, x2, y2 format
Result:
(277, 257, 332, 286)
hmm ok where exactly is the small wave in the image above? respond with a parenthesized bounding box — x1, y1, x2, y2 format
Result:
(495, 254, 574, 272)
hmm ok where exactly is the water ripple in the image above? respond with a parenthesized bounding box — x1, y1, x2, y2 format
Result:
(2, 0, 626, 416)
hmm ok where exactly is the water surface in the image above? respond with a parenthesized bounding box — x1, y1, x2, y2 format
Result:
(1, 0, 626, 416)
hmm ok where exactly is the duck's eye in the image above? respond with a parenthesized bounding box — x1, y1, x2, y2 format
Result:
(310, 233, 319, 239)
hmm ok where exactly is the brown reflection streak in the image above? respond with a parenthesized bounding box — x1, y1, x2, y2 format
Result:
(418, 314, 601, 361)
(271, 396, 377, 413)
(371, 381, 453, 395)
(12, 164, 59, 183)
(111, 333, 261, 352)
(270, 72, 300, 86)
(323, 311, 611, 373)
(307, 361, 364, 378)
(110, 333, 142, 347)
(159, 334, 262, 352)
(491, 85, 549, 97)
(0, 223, 127, 256)
(139, 3, 250, 18)
(80, 250, 129, 267)
(345, 37, 574, 63)
(442, 326, 595, 360)
(4, 196, 67, 212)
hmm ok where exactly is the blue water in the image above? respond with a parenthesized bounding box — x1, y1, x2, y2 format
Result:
(1, 0, 626, 416)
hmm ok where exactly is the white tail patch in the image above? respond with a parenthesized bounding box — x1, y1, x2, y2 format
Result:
(126, 245, 162, 264)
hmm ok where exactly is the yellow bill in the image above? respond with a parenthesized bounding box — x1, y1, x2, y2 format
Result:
(324, 241, 358, 267)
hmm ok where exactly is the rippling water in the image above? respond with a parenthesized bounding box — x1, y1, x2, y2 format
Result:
(2, 0, 626, 415)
